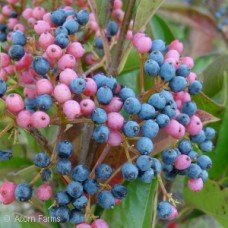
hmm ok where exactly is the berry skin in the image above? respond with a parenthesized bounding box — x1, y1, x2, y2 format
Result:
(83, 178, 99, 195)
(97, 191, 115, 209)
(169, 76, 187, 92)
(197, 155, 212, 170)
(36, 94, 53, 111)
(76, 223, 91, 228)
(204, 127, 216, 140)
(63, 19, 79, 35)
(186, 164, 202, 179)
(122, 121, 140, 138)
(121, 163, 139, 182)
(111, 184, 128, 200)
(77, 10, 89, 25)
(91, 108, 107, 124)
(31, 111, 50, 129)
(66, 181, 83, 199)
(138, 103, 156, 120)
(119, 87, 136, 101)
(176, 64, 190, 77)
(95, 164, 112, 181)
(188, 151, 198, 160)
(144, 59, 160, 77)
(70, 210, 85, 225)
(141, 120, 159, 139)
(56, 159, 72, 175)
(156, 114, 170, 128)
(151, 158, 162, 174)
(167, 206, 178, 221)
(176, 113, 190, 126)
(150, 39, 166, 52)
(41, 169, 52, 182)
(36, 79, 53, 96)
(136, 137, 154, 155)
(162, 149, 178, 165)
(93, 74, 106, 88)
(11, 30, 26, 46)
(157, 201, 172, 220)
(149, 51, 164, 66)
(72, 195, 88, 210)
(162, 105, 176, 119)
(160, 62, 175, 82)
(178, 140, 192, 154)
(190, 131, 206, 144)
(36, 183, 53, 201)
(34, 153, 50, 168)
(0, 182, 16, 205)
(136, 155, 153, 171)
(92, 125, 110, 143)
(188, 178, 203, 192)
(91, 219, 109, 228)
(16, 110, 32, 129)
(70, 78, 86, 94)
(201, 170, 208, 182)
(107, 112, 124, 130)
(123, 97, 141, 115)
(181, 101, 197, 117)
(6, 93, 24, 113)
(50, 9, 67, 26)
(32, 56, 50, 76)
(95, 37, 103, 49)
(107, 21, 118, 36)
(96, 86, 113, 105)
(71, 165, 90, 182)
(80, 99, 96, 115)
(56, 206, 71, 223)
(9, 45, 25, 61)
(55, 33, 69, 49)
(188, 81, 202, 95)
(15, 183, 33, 202)
(186, 115, 203, 136)
(107, 130, 123, 146)
(63, 100, 81, 119)
(83, 78, 97, 96)
(174, 154, 191, 170)
(54, 83, 72, 104)
(199, 140, 213, 152)
(148, 93, 166, 110)
(139, 168, 155, 183)
(56, 140, 73, 159)
(56, 191, 71, 206)
(104, 97, 123, 113)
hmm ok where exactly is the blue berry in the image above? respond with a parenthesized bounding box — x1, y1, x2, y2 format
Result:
(0, 32, 7, 42)
(107, 21, 118, 36)
(96, 86, 113, 105)
(91, 108, 107, 124)
(197, 155, 212, 170)
(36, 94, 53, 111)
(141, 120, 159, 139)
(111, 184, 128, 200)
(201, 170, 208, 182)
(11, 31, 26, 46)
(92, 125, 110, 143)
(199, 140, 213, 152)
(136, 137, 154, 155)
(95, 163, 112, 180)
(148, 93, 166, 110)
(119, 87, 136, 101)
(163, 164, 173, 172)
(160, 90, 174, 105)
(97, 191, 115, 209)
(188, 151, 198, 160)
(176, 113, 190, 126)
(55, 33, 69, 48)
(136, 155, 153, 171)
(190, 131, 206, 144)
(186, 164, 202, 179)
(66, 181, 83, 198)
(9, 45, 25, 61)
(56, 191, 71, 206)
(181, 101, 197, 117)
(15, 183, 32, 202)
(150, 39, 166, 52)
(139, 168, 154, 183)
(101, 77, 117, 92)
(162, 105, 176, 119)
(56, 140, 73, 158)
(56, 159, 72, 175)
(49, 207, 58, 218)
(176, 64, 190, 77)
(178, 140, 192, 154)
(157, 201, 172, 219)
(70, 210, 85, 225)
(123, 97, 141, 115)
(160, 62, 175, 82)
(55, 26, 68, 36)
(156, 114, 170, 128)
(122, 121, 140, 138)
(93, 74, 106, 88)
(204, 127, 216, 140)
(83, 178, 99, 195)
(169, 76, 187, 92)
(56, 206, 71, 223)
(50, 10, 67, 26)
(162, 149, 178, 164)
(71, 165, 89, 182)
(121, 163, 139, 182)
(164, 171, 177, 181)
(0, 80, 7, 97)
(144, 59, 160, 77)
(77, 10, 89, 25)
(138, 103, 156, 120)
(72, 195, 88, 210)
(25, 98, 37, 112)
(34, 153, 50, 168)
(32, 56, 50, 76)
(95, 37, 103, 49)
(63, 19, 79, 35)
(149, 51, 164, 66)
(41, 169, 52, 182)
(151, 158, 162, 174)
(188, 81, 202, 95)
(70, 78, 86, 94)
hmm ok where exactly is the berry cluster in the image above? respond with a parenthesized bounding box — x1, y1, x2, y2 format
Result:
(0, 0, 216, 226)
(215, 5, 228, 31)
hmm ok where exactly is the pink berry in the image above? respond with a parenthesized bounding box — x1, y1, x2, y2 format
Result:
(42, 52, 56, 67)
(46, 44, 63, 60)
(34, 20, 50, 35)
(54, 83, 72, 103)
(107, 130, 123, 147)
(39, 32, 54, 50)
(4, 64, 14, 75)
(181, 57, 194, 69)
(174, 154, 191, 170)
(31, 111, 50, 129)
(20, 69, 34, 84)
(169, 40, 183, 54)
(186, 115, 202, 136)
(66, 42, 85, 59)
(32, 6, 45, 20)
(80, 99, 96, 115)
(167, 206, 178, 220)
(2, 5, 13, 17)
(187, 72, 197, 84)
(134, 36, 152, 54)
(181, 92, 191, 103)
(63, 100, 81, 119)
(36, 183, 53, 201)
(22, 8, 33, 20)
(24, 88, 37, 99)
(7, 18, 18, 29)
(90, 20, 98, 31)
(126, 30, 133, 41)
(165, 50, 180, 60)
(132, 33, 145, 47)
(107, 112, 124, 130)
(16, 110, 32, 129)
(83, 78, 97, 96)
(114, 83, 121, 95)
(0, 53, 10, 68)
(0, 69, 7, 81)
(164, 119, 180, 136)
(76, 224, 91, 228)
(114, 198, 122, 205)
(164, 58, 179, 70)
(0, 182, 16, 205)
(43, 12, 55, 27)
(57, 54, 76, 70)
(36, 79, 53, 95)
(28, 17, 37, 27)
(13, 23, 26, 33)
(5, 93, 24, 113)
(8, 0, 20, 4)
(104, 97, 123, 113)
(16, 53, 33, 71)
(188, 178, 203, 192)
(91, 219, 109, 228)
(172, 123, 186, 139)
(59, 68, 78, 86)
(84, 53, 96, 66)
(114, 0, 122, 9)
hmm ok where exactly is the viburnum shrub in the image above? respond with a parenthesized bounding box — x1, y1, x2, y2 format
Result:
(0, 0, 218, 227)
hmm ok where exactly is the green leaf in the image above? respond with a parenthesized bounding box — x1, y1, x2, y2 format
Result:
(18, 222, 49, 228)
(184, 180, 228, 227)
(201, 55, 228, 98)
(149, 15, 175, 43)
(95, 0, 110, 28)
(133, 0, 165, 32)
(102, 179, 158, 228)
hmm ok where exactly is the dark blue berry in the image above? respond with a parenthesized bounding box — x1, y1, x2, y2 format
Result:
(95, 163, 112, 180)
(9, 45, 25, 61)
(176, 113, 190, 126)
(66, 181, 83, 198)
(32, 56, 50, 76)
(181, 101, 197, 117)
(157, 201, 172, 219)
(178, 140, 192, 154)
(97, 191, 115, 209)
(41, 169, 52, 182)
(77, 10, 89, 25)
(34, 153, 50, 168)
(169, 76, 187, 92)
(72, 195, 88, 210)
(136, 137, 154, 155)
(11, 31, 26, 46)
(139, 168, 154, 183)
(149, 51, 164, 66)
(51, 10, 67, 26)
(71, 165, 89, 182)
(199, 140, 213, 152)
(148, 93, 166, 110)
(107, 21, 118, 36)
(0, 80, 7, 97)
(95, 37, 103, 49)
(91, 108, 107, 124)
(186, 164, 202, 179)
(188, 81, 202, 95)
(144, 59, 160, 77)
(156, 114, 170, 128)
(111, 184, 128, 200)
(96, 86, 113, 105)
(56, 206, 71, 222)
(176, 64, 190, 77)
(83, 178, 99, 195)
(119, 87, 136, 101)
(121, 163, 139, 182)
(197, 155, 212, 170)
(190, 131, 206, 144)
(150, 39, 166, 52)
(56, 159, 72, 175)
(92, 125, 110, 143)
(56, 191, 71, 206)
(136, 155, 153, 171)
(70, 210, 85, 225)
(160, 62, 175, 82)
(151, 158, 162, 174)
(162, 149, 178, 164)
(123, 97, 141, 115)
(138, 103, 156, 120)
(36, 94, 53, 111)
(204, 127, 216, 140)
(122, 121, 140, 138)
(141, 120, 159, 139)
(15, 183, 32, 202)
(63, 19, 79, 35)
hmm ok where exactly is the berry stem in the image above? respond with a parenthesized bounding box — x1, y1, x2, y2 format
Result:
(123, 138, 132, 163)
(139, 54, 145, 94)
(84, 57, 106, 77)
(0, 123, 14, 139)
(151, 184, 158, 228)
(157, 174, 168, 198)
